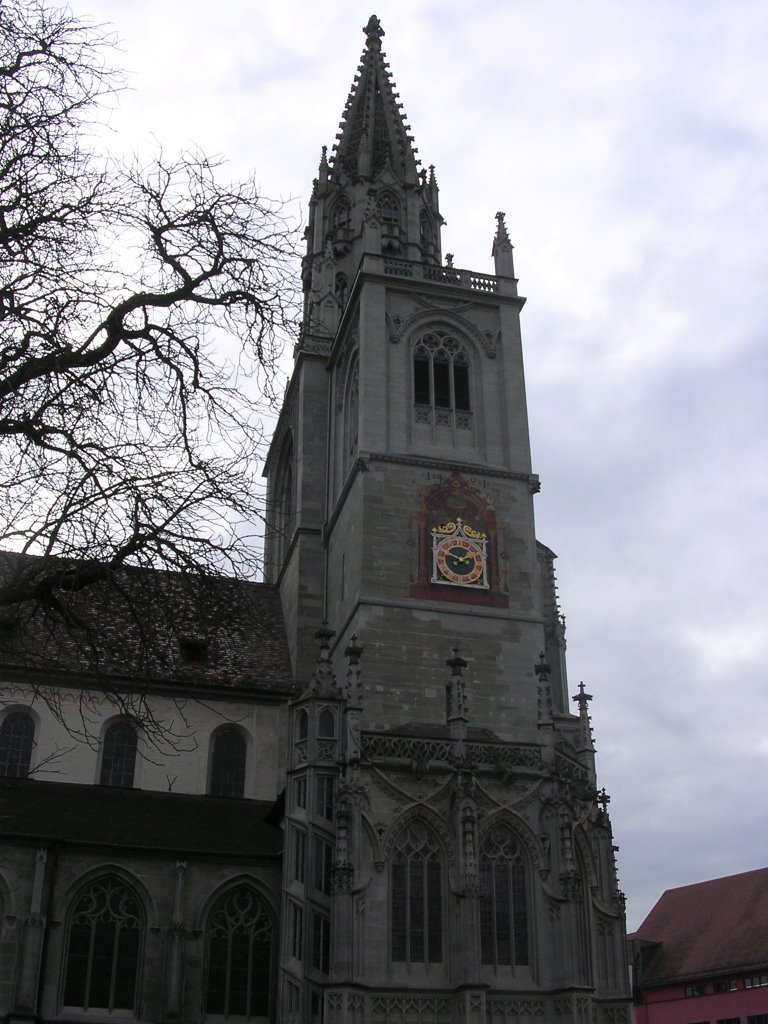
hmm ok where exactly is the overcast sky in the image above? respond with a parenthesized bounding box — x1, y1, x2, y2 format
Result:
(76, 0, 768, 931)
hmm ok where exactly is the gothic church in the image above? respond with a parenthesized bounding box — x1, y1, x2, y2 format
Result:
(0, 16, 630, 1024)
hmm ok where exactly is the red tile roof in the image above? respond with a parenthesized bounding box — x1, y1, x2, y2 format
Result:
(0, 551, 295, 696)
(633, 867, 768, 986)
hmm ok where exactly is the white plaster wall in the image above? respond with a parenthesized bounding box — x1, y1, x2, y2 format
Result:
(0, 683, 287, 801)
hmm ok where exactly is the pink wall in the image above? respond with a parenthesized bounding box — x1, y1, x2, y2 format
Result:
(634, 981, 768, 1024)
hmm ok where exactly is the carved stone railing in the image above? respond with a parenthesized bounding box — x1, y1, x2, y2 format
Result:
(466, 741, 545, 772)
(362, 733, 453, 764)
(554, 750, 590, 783)
(361, 732, 547, 774)
(382, 257, 499, 293)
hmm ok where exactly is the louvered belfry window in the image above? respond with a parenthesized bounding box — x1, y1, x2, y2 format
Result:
(391, 821, 443, 964)
(479, 825, 529, 968)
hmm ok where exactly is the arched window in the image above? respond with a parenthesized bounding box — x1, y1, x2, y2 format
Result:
(479, 824, 529, 968)
(331, 195, 352, 230)
(209, 728, 246, 799)
(343, 357, 359, 476)
(391, 821, 443, 964)
(318, 708, 335, 738)
(274, 436, 294, 570)
(335, 272, 349, 310)
(377, 190, 400, 226)
(63, 876, 143, 1012)
(420, 211, 433, 246)
(0, 710, 34, 777)
(413, 332, 471, 418)
(296, 709, 308, 742)
(205, 885, 274, 1020)
(99, 719, 138, 787)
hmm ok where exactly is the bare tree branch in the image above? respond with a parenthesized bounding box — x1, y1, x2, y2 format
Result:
(0, 1, 299, 621)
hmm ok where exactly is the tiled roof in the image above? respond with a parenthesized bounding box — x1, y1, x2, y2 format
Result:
(633, 867, 768, 985)
(0, 551, 295, 696)
(0, 778, 282, 857)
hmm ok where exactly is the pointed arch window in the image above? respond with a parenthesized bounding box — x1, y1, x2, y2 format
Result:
(479, 825, 529, 968)
(377, 190, 400, 226)
(63, 876, 143, 1011)
(420, 211, 433, 247)
(205, 885, 274, 1020)
(331, 195, 352, 230)
(274, 436, 294, 570)
(317, 708, 335, 738)
(0, 710, 34, 777)
(413, 332, 471, 425)
(391, 821, 443, 965)
(99, 719, 138, 788)
(209, 727, 246, 798)
(335, 272, 349, 310)
(343, 357, 359, 476)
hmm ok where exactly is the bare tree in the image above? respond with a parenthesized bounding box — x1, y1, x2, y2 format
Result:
(0, 0, 299, 617)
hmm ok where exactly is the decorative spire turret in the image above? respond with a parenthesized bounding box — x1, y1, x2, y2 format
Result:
(343, 634, 364, 762)
(572, 680, 597, 784)
(492, 211, 516, 280)
(445, 647, 469, 725)
(330, 15, 420, 186)
(572, 681, 596, 756)
(304, 625, 342, 698)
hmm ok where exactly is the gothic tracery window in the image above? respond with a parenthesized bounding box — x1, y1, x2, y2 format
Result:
(391, 821, 443, 965)
(63, 876, 143, 1012)
(205, 885, 274, 1020)
(209, 727, 247, 798)
(376, 189, 400, 226)
(99, 719, 138, 787)
(479, 825, 529, 968)
(413, 332, 471, 425)
(331, 195, 351, 230)
(0, 709, 34, 777)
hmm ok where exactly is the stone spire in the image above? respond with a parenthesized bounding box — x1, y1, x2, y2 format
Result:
(331, 15, 420, 186)
(492, 211, 516, 279)
(572, 681, 596, 782)
(304, 625, 343, 698)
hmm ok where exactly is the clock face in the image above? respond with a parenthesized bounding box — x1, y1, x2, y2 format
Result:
(435, 536, 485, 585)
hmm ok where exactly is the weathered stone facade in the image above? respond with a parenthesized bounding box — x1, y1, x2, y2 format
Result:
(262, 15, 631, 1024)
(0, 14, 630, 1024)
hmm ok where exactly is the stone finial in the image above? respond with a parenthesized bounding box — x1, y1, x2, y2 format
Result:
(445, 646, 469, 723)
(306, 624, 342, 697)
(317, 145, 329, 187)
(535, 651, 554, 728)
(344, 633, 364, 708)
(572, 680, 596, 755)
(364, 14, 384, 48)
(492, 211, 516, 279)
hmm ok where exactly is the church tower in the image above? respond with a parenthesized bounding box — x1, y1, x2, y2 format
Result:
(265, 16, 630, 1024)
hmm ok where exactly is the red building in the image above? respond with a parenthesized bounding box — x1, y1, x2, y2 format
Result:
(630, 868, 768, 1024)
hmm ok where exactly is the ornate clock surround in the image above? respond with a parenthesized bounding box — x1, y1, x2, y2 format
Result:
(410, 472, 508, 608)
